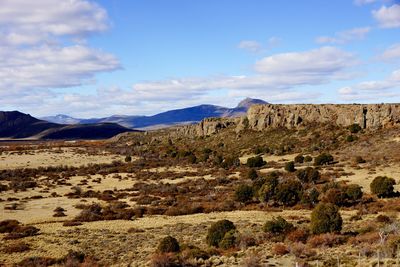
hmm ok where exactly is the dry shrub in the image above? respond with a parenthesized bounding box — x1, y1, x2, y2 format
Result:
(240, 252, 262, 267)
(127, 227, 145, 233)
(289, 242, 316, 258)
(0, 219, 20, 233)
(4, 225, 40, 240)
(16, 256, 57, 267)
(273, 243, 289, 255)
(376, 214, 392, 224)
(286, 228, 309, 243)
(3, 242, 30, 253)
(63, 221, 83, 227)
(237, 232, 257, 249)
(307, 233, 345, 248)
(348, 232, 380, 245)
(150, 253, 180, 267)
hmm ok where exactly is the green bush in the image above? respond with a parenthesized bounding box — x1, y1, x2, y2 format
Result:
(124, 155, 132, 162)
(310, 203, 342, 234)
(263, 216, 294, 235)
(218, 230, 237, 249)
(314, 153, 334, 166)
(346, 135, 357, 142)
(294, 154, 304, 163)
(304, 155, 313, 163)
(157, 236, 180, 253)
(345, 184, 363, 202)
(348, 123, 362, 134)
(246, 156, 266, 168)
(370, 176, 396, 198)
(247, 168, 258, 180)
(257, 174, 279, 202)
(275, 180, 303, 206)
(206, 220, 236, 247)
(234, 184, 254, 203)
(296, 167, 320, 184)
(284, 161, 296, 172)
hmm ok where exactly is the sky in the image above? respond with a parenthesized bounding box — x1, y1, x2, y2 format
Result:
(0, 0, 400, 118)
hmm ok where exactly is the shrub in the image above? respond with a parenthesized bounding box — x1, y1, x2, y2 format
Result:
(321, 188, 346, 206)
(150, 253, 179, 267)
(218, 230, 237, 249)
(263, 216, 294, 235)
(286, 228, 309, 243)
(346, 135, 356, 142)
(345, 184, 363, 203)
(246, 156, 266, 168)
(272, 243, 289, 255)
(2, 242, 30, 253)
(355, 156, 366, 164)
(314, 153, 334, 166)
(294, 154, 304, 164)
(125, 155, 132, 162)
(310, 203, 342, 234)
(157, 236, 180, 253)
(284, 161, 296, 172)
(0, 220, 20, 233)
(370, 176, 396, 198)
(206, 220, 236, 247)
(296, 167, 320, 184)
(257, 173, 279, 202)
(376, 214, 392, 224)
(275, 179, 303, 206)
(304, 155, 313, 163)
(4, 226, 40, 240)
(307, 233, 345, 248)
(234, 184, 254, 203)
(348, 123, 362, 133)
(247, 168, 258, 180)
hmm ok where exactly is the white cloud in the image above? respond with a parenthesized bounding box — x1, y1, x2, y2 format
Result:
(238, 40, 263, 53)
(0, 0, 120, 94)
(316, 27, 371, 44)
(238, 37, 281, 53)
(38, 46, 357, 116)
(354, 0, 377, 5)
(0, 0, 109, 45)
(254, 46, 357, 76)
(373, 4, 400, 28)
(380, 43, 400, 61)
(338, 68, 400, 100)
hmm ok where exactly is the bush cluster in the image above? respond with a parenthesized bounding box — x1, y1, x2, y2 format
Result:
(314, 153, 334, 166)
(263, 217, 294, 235)
(310, 203, 342, 234)
(206, 220, 236, 248)
(246, 156, 266, 168)
(234, 184, 254, 203)
(370, 176, 396, 198)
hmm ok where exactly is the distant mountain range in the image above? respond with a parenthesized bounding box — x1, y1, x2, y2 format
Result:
(0, 111, 134, 140)
(41, 98, 268, 130)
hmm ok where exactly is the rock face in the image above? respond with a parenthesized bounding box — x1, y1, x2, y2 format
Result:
(175, 104, 400, 137)
(240, 104, 400, 131)
(178, 118, 238, 136)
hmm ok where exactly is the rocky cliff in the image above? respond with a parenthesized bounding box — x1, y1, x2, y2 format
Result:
(240, 104, 400, 131)
(176, 104, 400, 137)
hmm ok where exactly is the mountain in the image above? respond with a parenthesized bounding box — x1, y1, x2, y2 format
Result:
(0, 111, 133, 140)
(41, 98, 268, 130)
(40, 114, 81, 125)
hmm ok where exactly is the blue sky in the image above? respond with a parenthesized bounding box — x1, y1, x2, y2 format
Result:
(0, 0, 399, 117)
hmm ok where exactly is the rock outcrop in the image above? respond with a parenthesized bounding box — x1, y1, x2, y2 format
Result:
(175, 104, 400, 137)
(240, 104, 400, 131)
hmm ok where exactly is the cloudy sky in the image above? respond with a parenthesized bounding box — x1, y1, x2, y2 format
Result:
(1, 0, 400, 117)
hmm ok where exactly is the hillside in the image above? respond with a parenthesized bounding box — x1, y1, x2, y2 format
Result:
(0, 111, 133, 140)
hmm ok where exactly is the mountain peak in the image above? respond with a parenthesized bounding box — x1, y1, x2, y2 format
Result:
(236, 98, 268, 109)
